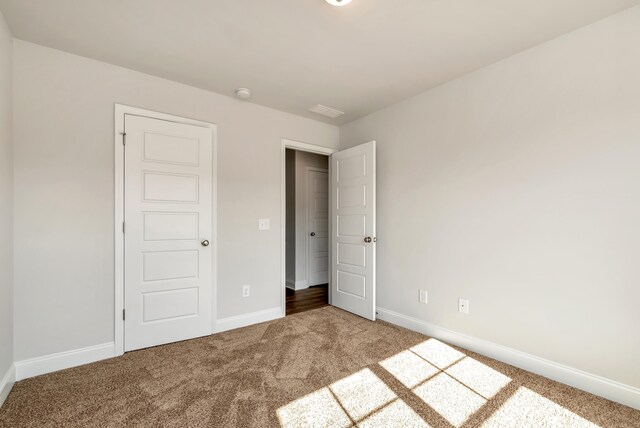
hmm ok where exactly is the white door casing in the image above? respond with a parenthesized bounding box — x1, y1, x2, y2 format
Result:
(307, 169, 329, 286)
(124, 114, 213, 351)
(330, 141, 376, 321)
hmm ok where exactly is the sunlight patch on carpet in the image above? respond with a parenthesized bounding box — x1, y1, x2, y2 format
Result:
(413, 372, 486, 427)
(379, 340, 513, 426)
(277, 368, 434, 427)
(445, 357, 511, 399)
(276, 388, 352, 428)
(329, 368, 397, 421)
(481, 387, 601, 428)
(277, 337, 607, 428)
(358, 399, 431, 428)
(379, 350, 439, 388)
(410, 339, 466, 369)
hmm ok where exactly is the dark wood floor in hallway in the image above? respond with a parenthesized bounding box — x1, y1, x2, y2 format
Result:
(286, 284, 329, 316)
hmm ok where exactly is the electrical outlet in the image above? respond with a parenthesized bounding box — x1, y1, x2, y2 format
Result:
(458, 298, 469, 314)
(419, 290, 428, 304)
(258, 218, 270, 230)
(242, 285, 251, 298)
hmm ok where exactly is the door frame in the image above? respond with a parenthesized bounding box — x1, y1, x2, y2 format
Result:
(305, 166, 329, 288)
(114, 104, 218, 357)
(281, 139, 337, 313)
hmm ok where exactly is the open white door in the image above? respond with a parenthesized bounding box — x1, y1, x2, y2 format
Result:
(330, 141, 376, 320)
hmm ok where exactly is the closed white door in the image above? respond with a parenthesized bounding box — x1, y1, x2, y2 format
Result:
(330, 141, 376, 320)
(124, 114, 213, 352)
(307, 169, 329, 286)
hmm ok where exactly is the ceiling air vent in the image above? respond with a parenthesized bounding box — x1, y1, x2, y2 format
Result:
(309, 104, 345, 119)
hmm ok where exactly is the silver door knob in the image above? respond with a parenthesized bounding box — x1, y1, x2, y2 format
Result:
(364, 236, 372, 243)
(201, 240, 210, 247)
(310, 232, 316, 237)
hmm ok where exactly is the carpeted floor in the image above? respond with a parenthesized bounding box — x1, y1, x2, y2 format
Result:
(0, 306, 638, 427)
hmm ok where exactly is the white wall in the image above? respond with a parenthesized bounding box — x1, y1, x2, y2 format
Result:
(341, 5, 640, 388)
(294, 150, 328, 288)
(13, 40, 339, 361)
(0, 10, 13, 388)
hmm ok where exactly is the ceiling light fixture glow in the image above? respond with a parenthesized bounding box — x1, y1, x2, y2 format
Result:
(325, 0, 352, 6)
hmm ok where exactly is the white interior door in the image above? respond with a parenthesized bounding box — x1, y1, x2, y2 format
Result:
(307, 169, 329, 286)
(330, 141, 376, 320)
(124, 114, 213, 351)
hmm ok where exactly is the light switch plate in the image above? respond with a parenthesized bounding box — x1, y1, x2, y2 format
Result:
(258, 218, 270, 230)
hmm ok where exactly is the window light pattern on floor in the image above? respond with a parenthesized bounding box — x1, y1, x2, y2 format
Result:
(277, 368, 426, 427)
(329, 369, 397, 421)
(276, 338, 602, 428)
(379, 350, 439, 389)
(482, 387, 600, 428)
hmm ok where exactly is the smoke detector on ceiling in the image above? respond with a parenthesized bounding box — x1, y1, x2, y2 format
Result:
(309, 104, 345, 119)
(325, 0, 352, 6)
(235, 88, 252, 100)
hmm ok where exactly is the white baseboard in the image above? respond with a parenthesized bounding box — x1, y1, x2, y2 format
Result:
(15, 342, 115, 381)
(216, 307, 283, 333)
(286, 280, 296, 290)
(12, 307, 284, 381)
(377, 307, 640, 410)
(0, 364, 15, 408)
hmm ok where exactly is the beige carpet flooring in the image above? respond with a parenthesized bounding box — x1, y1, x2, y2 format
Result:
(0, 306, 638, 427)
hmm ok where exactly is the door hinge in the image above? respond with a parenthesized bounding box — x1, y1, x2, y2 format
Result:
(123, 309, 126, 321)
(120, 132, 126, 145)
(122, 222, 125, 233)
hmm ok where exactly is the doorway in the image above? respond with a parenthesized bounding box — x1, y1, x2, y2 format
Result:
(281, 139, 377, 321)
(285, 148, 330, 315)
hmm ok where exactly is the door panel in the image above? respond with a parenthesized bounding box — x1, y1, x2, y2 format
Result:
(331, 141, 376, 320)
(143, 212, 199, 241)
(143, 132, 199, 165)
(337, 271, 366, 298)
(338, 185, 366, 208)
(307, 170, 329, 286)
(142, 288, 199, 322)
(338, 215, 366, 236)
(337, 243, 366, 267)
(143, 172, 199, 203)
(124, 114, 212, 351)
(142, 250, 199, 281)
